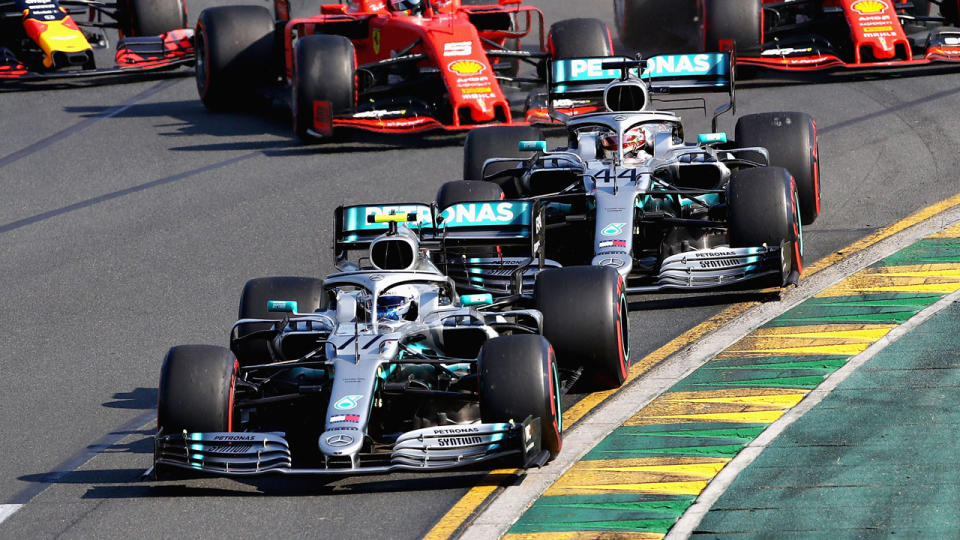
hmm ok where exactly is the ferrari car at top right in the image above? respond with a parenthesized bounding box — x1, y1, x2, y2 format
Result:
(616, 0, 960, 71)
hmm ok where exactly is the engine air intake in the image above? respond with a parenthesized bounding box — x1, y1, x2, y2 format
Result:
(603, 81, 648, 112)
(370, 237, 416, 270)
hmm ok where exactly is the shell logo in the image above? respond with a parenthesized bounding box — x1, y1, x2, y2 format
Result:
(851, 0, 888, 14)
(448, 60, 485, 75)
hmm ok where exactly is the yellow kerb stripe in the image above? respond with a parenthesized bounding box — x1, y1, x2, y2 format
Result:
(422, 194, 960, 540)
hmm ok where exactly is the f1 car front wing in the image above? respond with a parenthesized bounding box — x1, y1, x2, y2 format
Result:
(0, 29, 194, 83)
(626, 245, 789, 293)
(154, 417, 546, 477)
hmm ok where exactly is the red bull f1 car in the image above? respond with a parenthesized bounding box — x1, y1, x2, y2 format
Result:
(0, 0, 194, 83)
(616, 0, 960, 71)
(192, 0, 616, 141)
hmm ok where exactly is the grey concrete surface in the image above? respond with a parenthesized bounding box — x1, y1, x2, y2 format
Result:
(1, 0, 959, 538)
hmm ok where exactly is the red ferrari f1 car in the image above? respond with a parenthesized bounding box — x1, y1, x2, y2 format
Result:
(616, 0, 960, 71)
(193, 0, 615, 141)
(0, 0, 194, 83)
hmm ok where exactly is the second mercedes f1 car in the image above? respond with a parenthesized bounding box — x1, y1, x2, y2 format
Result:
(0, 0, 194, 83)
(154, 206, 629, 478)
(451, 51, 819, 295)
(616, 0, 960, 71)
(192, 0, 615, 141)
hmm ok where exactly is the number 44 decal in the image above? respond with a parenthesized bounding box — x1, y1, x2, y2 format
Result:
(596, 169, 639, 183)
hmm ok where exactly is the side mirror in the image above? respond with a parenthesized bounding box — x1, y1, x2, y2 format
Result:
(697, 132, 727, 145)
(519, 140, 548, 152)
(267, 300, 298, 313)
(460, 293, 493, 306)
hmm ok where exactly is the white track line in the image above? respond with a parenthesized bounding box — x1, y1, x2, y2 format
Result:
(461, 207, 960, 540)
(0, 504, 23, 526)
(666, 287, 960, 539)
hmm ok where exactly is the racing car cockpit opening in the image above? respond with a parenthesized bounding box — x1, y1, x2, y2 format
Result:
(600, 125, 652, 162)
(389, 0, 426, 15)
(372, 284, 421, 323)
(574, 121, 683, 164)
(576, 124, 653, 164)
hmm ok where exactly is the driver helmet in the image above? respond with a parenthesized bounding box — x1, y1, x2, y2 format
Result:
(373, 284, 419, 321)
(600, 126, 648, 158)
(389, 0, 425, 14)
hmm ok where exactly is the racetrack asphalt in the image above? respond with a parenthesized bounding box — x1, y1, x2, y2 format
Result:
(1, 1, 960, 538)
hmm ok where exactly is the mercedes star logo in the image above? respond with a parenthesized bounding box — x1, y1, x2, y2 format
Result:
(599, 257, 625, 268)
(326, 434, 354, 447)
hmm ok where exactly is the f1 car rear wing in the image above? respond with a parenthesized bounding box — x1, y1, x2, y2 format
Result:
(546, 51, 736, 131)
(334, 200, 546, 269)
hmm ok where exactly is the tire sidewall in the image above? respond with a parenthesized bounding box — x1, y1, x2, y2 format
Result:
(735, 112, 820, 225)
(234, 277, 325, 365)
(157, 345, 237, 434)
(702, 0, 762, 52)
(124, 0, 186, 37)
(478, 335, 562, 459)
(194, 6, 275, 111)
(463, 125, 543, 185)
(727, 166, 803, 282)
(548, 18, 614, 59)
(293, 34, 357, 142)
(535, 266, 628, 389)
(436, 180, 504, 210)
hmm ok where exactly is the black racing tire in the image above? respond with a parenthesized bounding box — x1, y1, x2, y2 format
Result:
(548, 18, 614, 59)
(727, 166, 802, 285)
(195, 6, 275, 111)
(293, 34, 357, 142)
(157, 345, 237, 435)
(463, 125, 542, 190)
(436, 181, 504, 257)
(735, 112, 820, 225)
(479, 335, 562, 461)
(119, 0, 186, 37)
(436, 180, 504, 210)
(535, 266, 629, 390)
(614, 0, 700, 55)
(942, 0, 960, 25)
(500, 37, 520, 78)
(911, 0, 931, 16)
(701, 0, 762, 53)
(234, 277, 326, 365)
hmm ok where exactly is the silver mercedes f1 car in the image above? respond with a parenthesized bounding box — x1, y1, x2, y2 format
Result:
(452, 51, 820, 296)
(153, 204, 627, 478)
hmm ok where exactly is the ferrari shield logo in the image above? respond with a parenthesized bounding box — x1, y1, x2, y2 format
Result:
(372, 29, 381, 55)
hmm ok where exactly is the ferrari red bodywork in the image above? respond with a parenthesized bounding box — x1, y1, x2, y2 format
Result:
(722, 0, 960, 70)
(277, 0, 551, 133)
